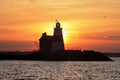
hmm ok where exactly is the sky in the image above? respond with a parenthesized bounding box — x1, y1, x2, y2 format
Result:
(0, 0, 120, 52)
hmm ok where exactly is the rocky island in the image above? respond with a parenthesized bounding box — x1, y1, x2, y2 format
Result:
(0, 21, 112, 61)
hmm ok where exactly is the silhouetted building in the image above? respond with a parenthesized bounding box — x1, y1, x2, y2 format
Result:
(39, 20, 65, 52)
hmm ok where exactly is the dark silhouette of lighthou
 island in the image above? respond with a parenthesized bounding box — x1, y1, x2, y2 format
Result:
(0, 20, 112, 61)
(35, 20, 112, 61)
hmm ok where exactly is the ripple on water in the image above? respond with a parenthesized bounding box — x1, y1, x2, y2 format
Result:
(0, 60, 120, 80)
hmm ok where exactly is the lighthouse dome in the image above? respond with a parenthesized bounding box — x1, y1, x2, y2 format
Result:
(56, 20, 60, 28)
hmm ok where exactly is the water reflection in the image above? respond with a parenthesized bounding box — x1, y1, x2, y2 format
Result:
(0, 58, 119, 80)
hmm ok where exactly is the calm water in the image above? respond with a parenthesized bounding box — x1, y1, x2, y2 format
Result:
(0, 57, 120, 80)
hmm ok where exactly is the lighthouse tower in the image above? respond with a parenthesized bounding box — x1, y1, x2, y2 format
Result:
(51, 20, 65, 51)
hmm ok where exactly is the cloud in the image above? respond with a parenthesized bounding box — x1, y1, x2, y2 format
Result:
(0, 40, 35, 51)
(29, 0, 38, 3)
(80, 31, 120, 40)
(105, 24, 120, 27)
(0, 29, 19, 34)
(0, 40, 34, 47)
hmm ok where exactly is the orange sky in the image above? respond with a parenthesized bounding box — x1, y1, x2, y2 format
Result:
(0, 0, 120, 52)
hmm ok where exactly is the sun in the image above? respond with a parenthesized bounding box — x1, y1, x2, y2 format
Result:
(63, 31, 67, 43)
(61, 21, 74, 44)
(37, 21, 75, 45)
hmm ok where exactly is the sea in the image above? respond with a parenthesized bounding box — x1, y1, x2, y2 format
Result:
(0, 57, 119, 80)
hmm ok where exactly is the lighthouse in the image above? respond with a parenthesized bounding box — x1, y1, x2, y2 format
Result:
(51, 20, 65, 51)
(39, 20, 65, 52)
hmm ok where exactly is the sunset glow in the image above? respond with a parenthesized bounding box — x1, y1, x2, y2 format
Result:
(0, 0, 120, 52)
